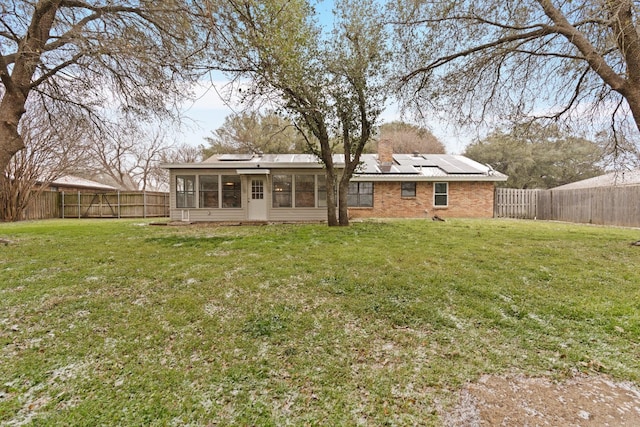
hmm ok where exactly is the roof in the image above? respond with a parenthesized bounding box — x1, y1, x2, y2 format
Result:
(163, 153, 336, 169)
(50, 175, 118, 191)
(553, 169, 640, 190)
(352, 154, 507, 182)
(162, 153, 508, 182)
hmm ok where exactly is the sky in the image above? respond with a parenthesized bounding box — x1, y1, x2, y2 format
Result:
(176, 77, 474, 155)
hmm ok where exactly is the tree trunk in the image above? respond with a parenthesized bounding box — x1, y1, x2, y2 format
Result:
(0, 106, 27, 221)
(622, 87, 640, 136)
(0, 169, 22, 222)
(0, 0, 61, 184)
(338, 175, 350, 226)
(325, 167, 339, 226)
(0, 96, 27, 178)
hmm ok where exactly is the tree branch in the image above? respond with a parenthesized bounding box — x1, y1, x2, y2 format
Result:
(29, 52, 84, 88)
(608, 0, 640, 86)
(535, 0, 626, 92)
(402, 27, 554, 82)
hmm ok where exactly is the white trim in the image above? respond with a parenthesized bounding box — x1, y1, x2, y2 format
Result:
(351, 174, 506, 182)
(434, 182, 448, 207)
(237, 169, 271, 175)
(163, 162, 327, 170)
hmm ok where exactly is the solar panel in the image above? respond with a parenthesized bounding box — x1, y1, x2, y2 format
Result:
(392, 165, 420, 174)
(394, 154, 437, 167)
(431, 156, 483, 174)
(357, 157, 379, 173)
(218, 154, 254, 161)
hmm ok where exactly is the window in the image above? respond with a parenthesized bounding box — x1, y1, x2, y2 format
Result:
(317, 175, 327, 207)
(199, 175, 219, 208)
(434, 182, 448, 207)
(295, 175, 315, 207)
(222, 175, 241, 208)
(347, 182, 373, 207)
(272, 175, 292, 208)
(401, 182, 416, 198)
(251, 179, 264, 200)
(176, 175, 195, 208)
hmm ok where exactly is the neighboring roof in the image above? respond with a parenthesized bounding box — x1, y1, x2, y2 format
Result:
(553, 169, 640, 190)
(162, 153, 508, 182)
(49, 175, 118, 191)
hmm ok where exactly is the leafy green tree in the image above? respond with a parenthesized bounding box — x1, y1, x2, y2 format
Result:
(464, 125, 605, 189)
(206, 0, 390, 225)
(203, 111, 309, 157)
(394, 0, 640, 162)
(378, 121, 446, 154)
(0, 0, 207, 201)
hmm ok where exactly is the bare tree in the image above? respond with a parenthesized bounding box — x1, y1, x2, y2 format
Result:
(0, 105, 87, 221)
(150, 143, 204, 192)
(378, 121, 446, 154)
(0, 0, 207, 195)
(84, 124, 176, 191)
(205, 0, 390, 225)
(394, 0, 640, 161)
(167, 143, 204, 165)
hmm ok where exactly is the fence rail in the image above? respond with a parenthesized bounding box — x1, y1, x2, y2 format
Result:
(24, 191, 169, 220)
(495, 186, 640, 227)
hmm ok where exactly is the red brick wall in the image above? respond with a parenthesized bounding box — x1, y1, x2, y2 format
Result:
(348, 181, 495, 219)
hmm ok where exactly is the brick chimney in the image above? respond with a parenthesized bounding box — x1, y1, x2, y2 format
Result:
(378, 138, 393, 164)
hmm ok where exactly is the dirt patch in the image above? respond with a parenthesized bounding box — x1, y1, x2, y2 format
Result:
(443, 374, 640, 426)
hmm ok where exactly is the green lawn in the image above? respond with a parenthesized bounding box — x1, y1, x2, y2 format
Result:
(1, 218, 638, 425)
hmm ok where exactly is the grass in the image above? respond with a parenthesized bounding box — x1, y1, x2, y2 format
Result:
(0, 218, 639, 425)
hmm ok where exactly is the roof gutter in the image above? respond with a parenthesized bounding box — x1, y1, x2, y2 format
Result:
(350, 174, 508, 182)
(161, 162, 339, 170)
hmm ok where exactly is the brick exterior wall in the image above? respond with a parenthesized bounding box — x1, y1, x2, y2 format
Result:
(348, 181, 496, 219)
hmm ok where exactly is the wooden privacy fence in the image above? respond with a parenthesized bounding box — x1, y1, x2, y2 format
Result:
(24, 191, 169, 220)
(495, 186, 640, 227)
(22, 191, 61, 220)
(493, 188, 540, 219)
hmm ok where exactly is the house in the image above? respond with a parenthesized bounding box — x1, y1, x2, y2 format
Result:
(162, 141, 507, 222)
(552, 169, 640, 190)
(43, 175, 118, 193)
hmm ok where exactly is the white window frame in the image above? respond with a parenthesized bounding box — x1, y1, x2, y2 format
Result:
(221, 175, 242, 208)
(176, 175, 196, 208)
(272, 174, 293, 208)
(294, 174, 316, 208)
(199, 175, 219, 208)
(434, 182, 448, 207)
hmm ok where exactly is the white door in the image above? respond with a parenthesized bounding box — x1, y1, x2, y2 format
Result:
(247, 178, 267, 220)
